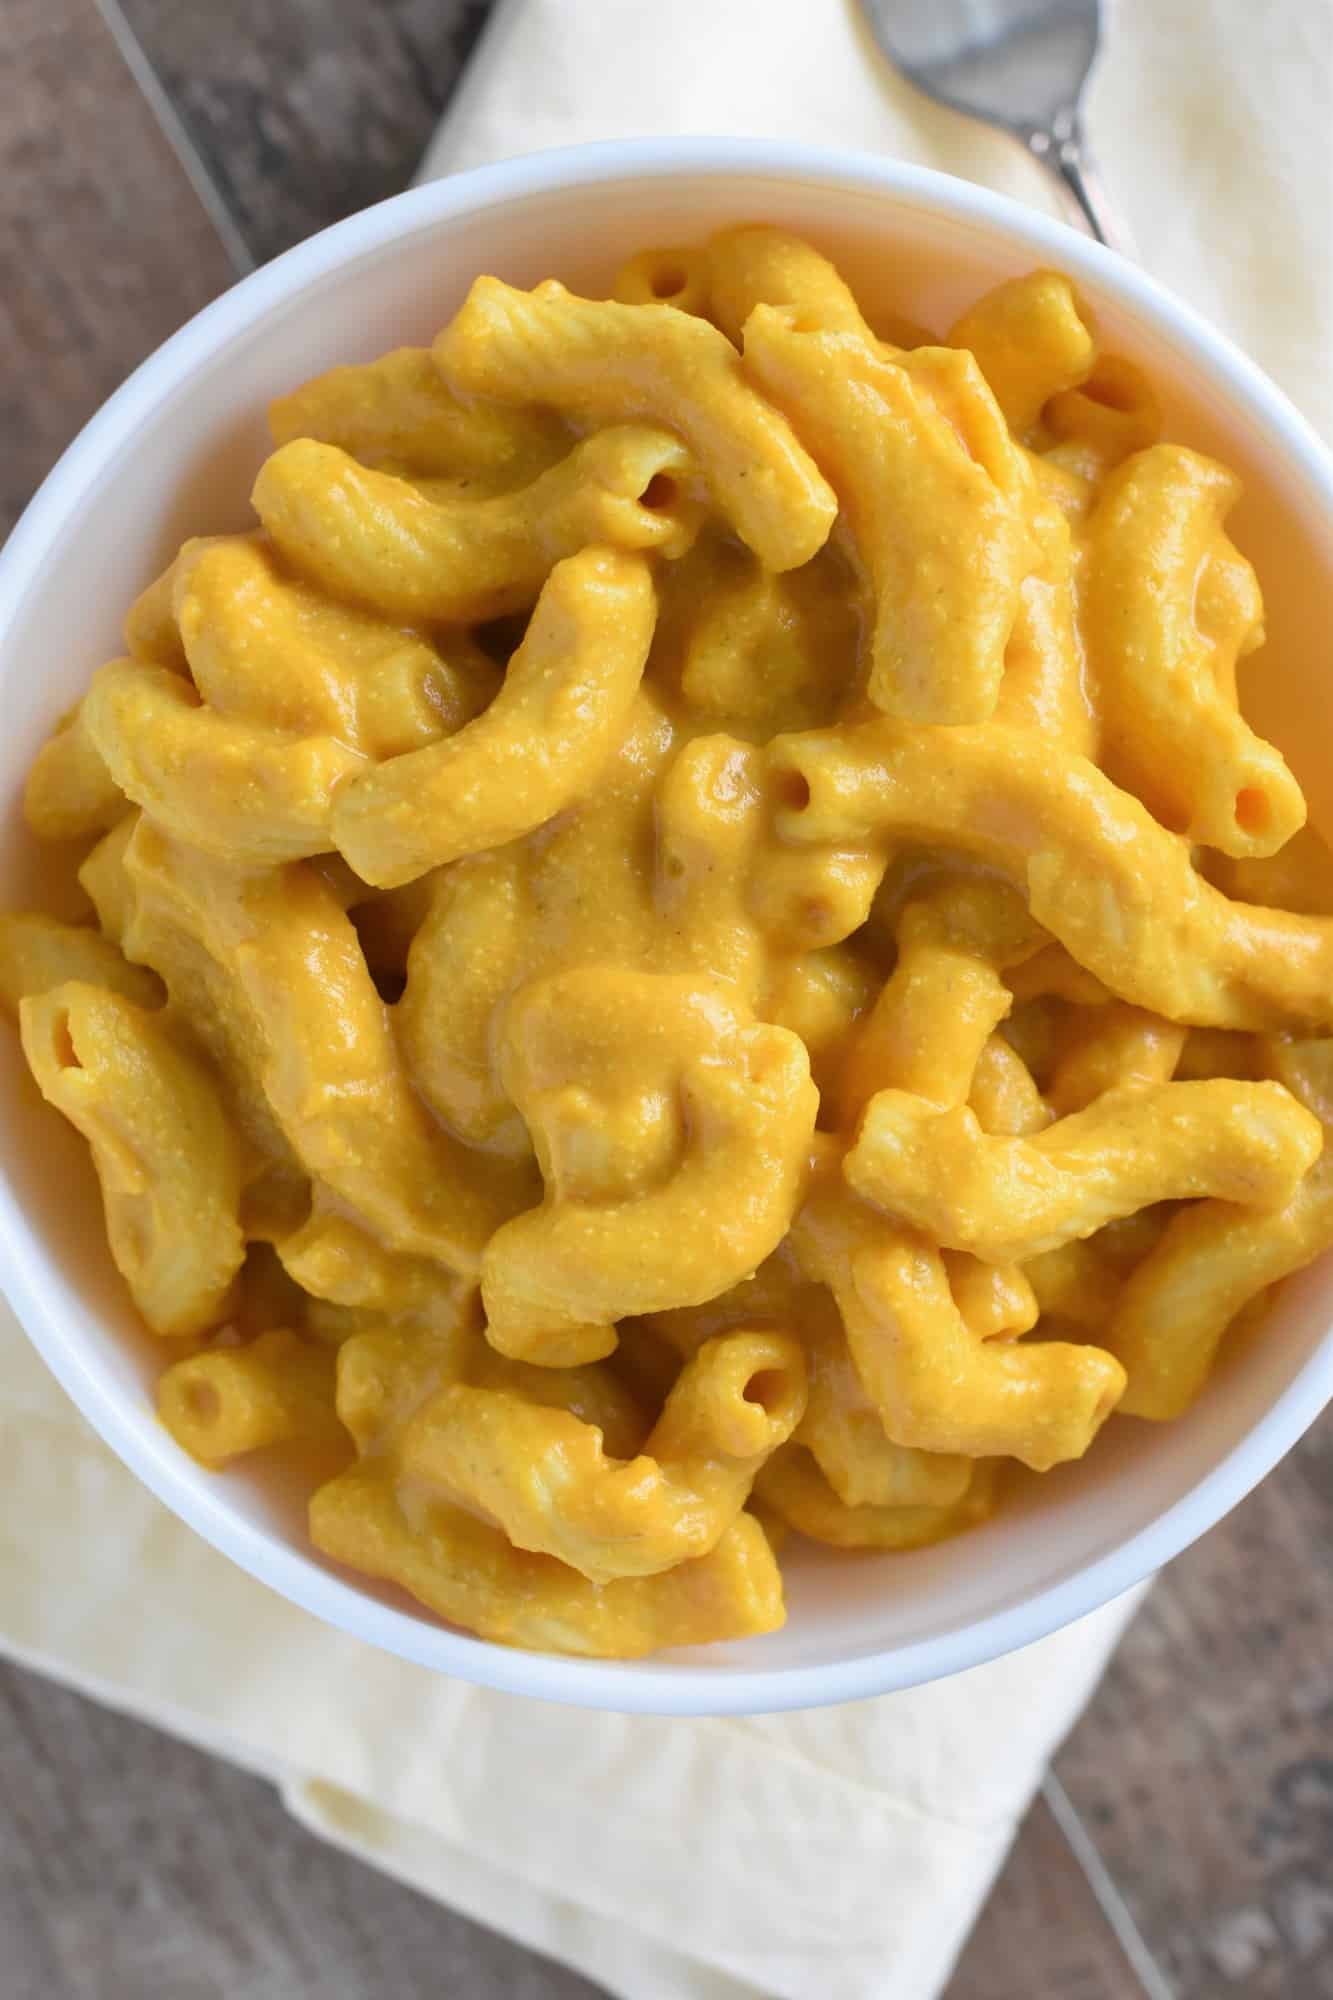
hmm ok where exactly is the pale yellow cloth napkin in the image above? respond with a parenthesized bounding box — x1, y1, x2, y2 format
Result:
(1, 3, 1328, 1997)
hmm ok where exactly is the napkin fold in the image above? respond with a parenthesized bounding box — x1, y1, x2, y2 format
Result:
(3, 2, 1327, 1997)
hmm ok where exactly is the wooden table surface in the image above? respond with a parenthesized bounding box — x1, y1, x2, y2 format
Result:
(3, 5, 1331, 1995)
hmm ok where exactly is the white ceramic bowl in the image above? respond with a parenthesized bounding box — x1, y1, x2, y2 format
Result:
(2, 139, 1331, 1716)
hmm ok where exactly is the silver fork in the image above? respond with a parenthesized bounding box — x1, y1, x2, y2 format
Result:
(858, 0, 1134, 252)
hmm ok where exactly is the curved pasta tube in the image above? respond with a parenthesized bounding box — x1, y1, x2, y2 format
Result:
(276, 1204, 477, 1326)
(433, 277, 837, 571)
(253, 426, 698, 625)
(1111, 1156, 1333, 1419)
(612, 245, 712, 317)
(1085, 445, 1301, 857)
(19, 982, 245, 1336)
(398, 849, 532, 1157)
(1046, 1004, 1186, 1116)
(847, 1079, 1322, 1264)
(83, 658, 368, 866)
(268, 344, 569, 480)
(122, 819, 534, 1274)
(769, 718, 1333, 1030)
(24, 700, 126, 842)
(0, 913, 161, 1013)
(796, 1177, 1124, 1470)
(177, 536, 500, 758)
(482, 969, 818, 1365)
(831, 878, 1041, 1128)
(158, 1329, 341, 1466)
(1111, 1037, 1333, 1416)
(1043, 354, 1161, 471)
(944, 1252, 1039, 1341)
(309, 1461, 786, 1657)
(755, 1447, 996, 1550)
(948, 271, 1095, 438)
(743, 308, 1035, 723)
(706, 224, 876, 343)
(760, 947, 879, 1102)
(330, 547, 657, 888)
(795, 1289, 973, 1509)
(401, 1330, 805, 1583)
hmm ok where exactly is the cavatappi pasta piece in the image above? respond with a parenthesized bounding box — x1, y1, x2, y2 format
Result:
(253, 426, 698, 626)
(159, 1329, 341, 1466)
(1111, 1037, 1333, 1417)
(24, 700, 126, 842)
(769, 718, 1333, 1030)
(1111, 1153, 1333, 1419)
(1046, 1004, 1188, 1116)
(795, 1171, 1124, 1470)
(756, 1447, 996, 1550)
(83, 657, 368, 866)
(177, 536, 500, 758)
(19, 982, 245, 1336)
(706, 224, 876, 343)
(948, 271, 1095, 438)
(795, 1287, 974, 1509)
(330, 547, 657, 888)
(268, 344, 569, 480)
(847, 1079, 1322, 1263)
(309, 1462, 786, 1656)
(0, 913, 161, 1013)
(612, 244, 712, 317)
(481, 968, 818, 1366)
(398, 848, 532, 1158)
(831, 877, 1041, 1128)
(743, 307, 1034, 724)
(433, 277, 837, 571)
(1084, 445, 1301, 857)
(122, 819, 535, 1274)
(1042, 354, 1161, 471)
(402, 1330, 804, 1583)
(968, 1033, 1053, 1136)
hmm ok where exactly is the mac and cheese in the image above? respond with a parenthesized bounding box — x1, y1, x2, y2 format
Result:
(6, 224, 1332, 1658)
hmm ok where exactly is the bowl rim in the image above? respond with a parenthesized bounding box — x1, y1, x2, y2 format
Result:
(2, 134, 1331, 1716)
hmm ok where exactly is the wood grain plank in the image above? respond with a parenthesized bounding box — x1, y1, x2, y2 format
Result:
(1054, 1414, 1333, 2000)
(945, 1792, 1146, 2000)
(1, 0, 239, 537)
(115, 0, 494, 264)
(0, 1662, 608, 2000)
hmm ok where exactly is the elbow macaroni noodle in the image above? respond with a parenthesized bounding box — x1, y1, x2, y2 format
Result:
(5, 226, 1332, 1657)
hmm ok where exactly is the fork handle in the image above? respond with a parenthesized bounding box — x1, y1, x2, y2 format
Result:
(1025, 111, 1137, 257)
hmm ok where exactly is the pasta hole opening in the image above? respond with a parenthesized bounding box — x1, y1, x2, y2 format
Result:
(51, 1012, 81, 1071)
(775, 769, 811, 813)
(649, 265, 688, 300)
(743, 1368, 789, 1414)
(641, 474, 678, 511)
(1235, 787, 1270, 836)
